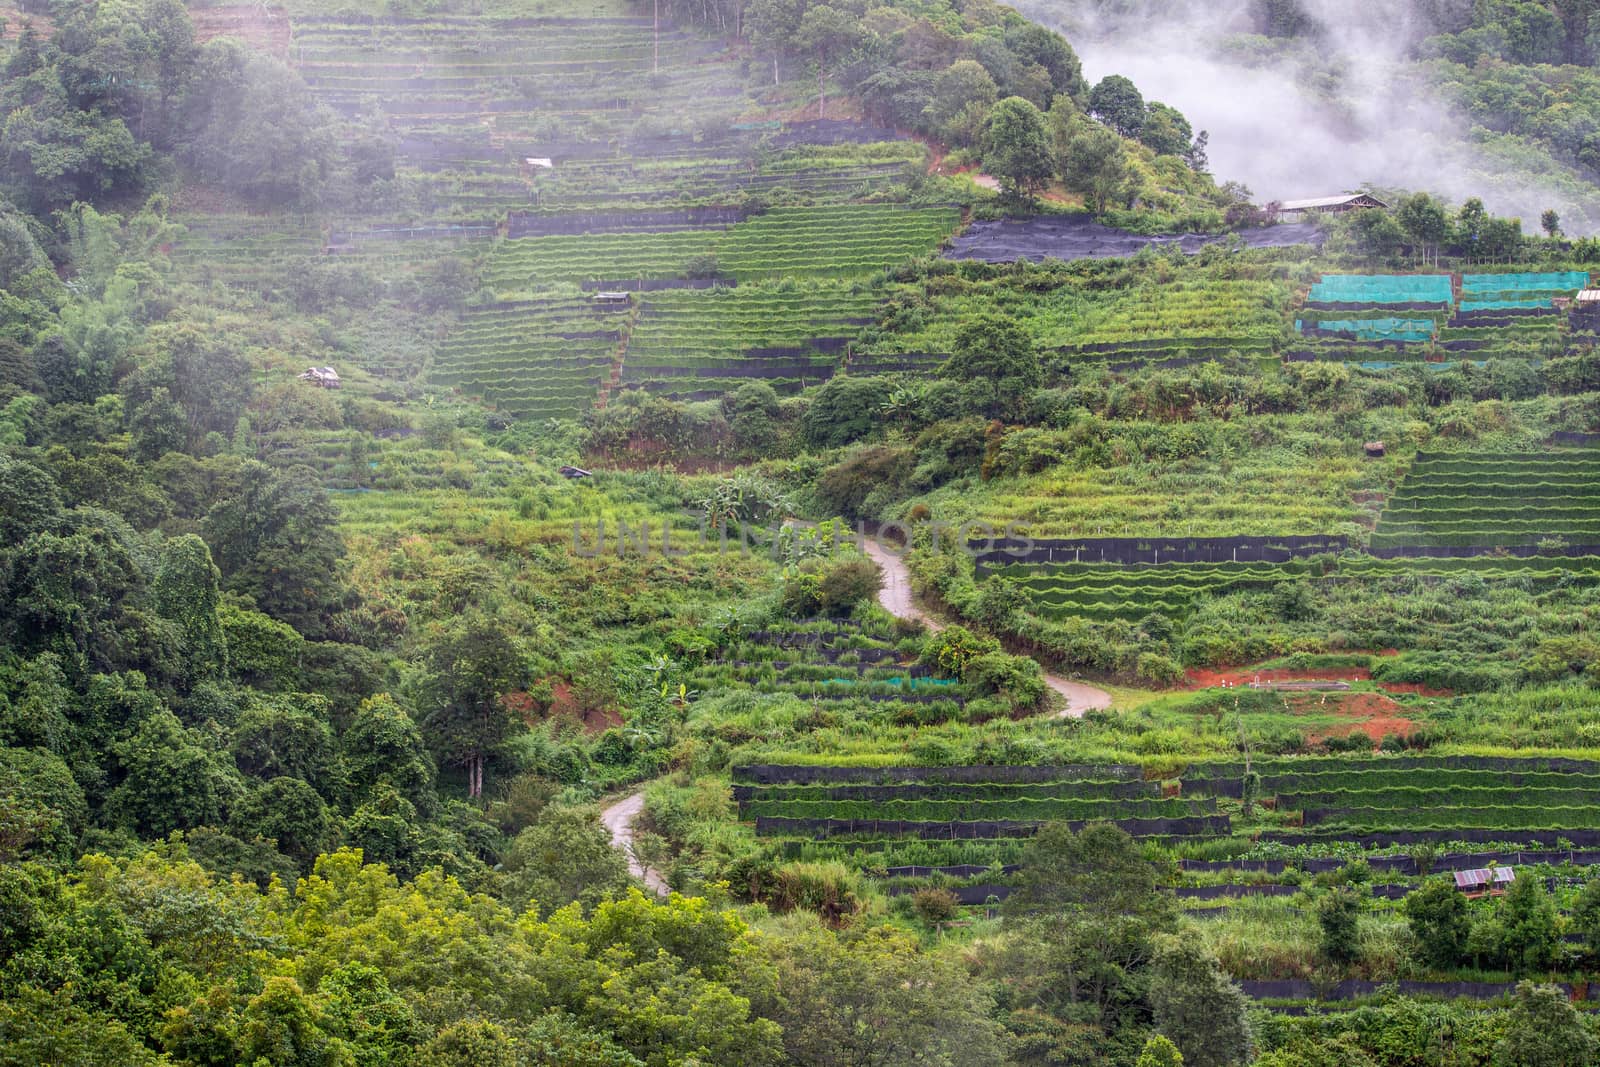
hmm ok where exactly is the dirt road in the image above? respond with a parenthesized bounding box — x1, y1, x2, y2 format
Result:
(862, 538, 1111, 719)
(599, 790, 669, 897)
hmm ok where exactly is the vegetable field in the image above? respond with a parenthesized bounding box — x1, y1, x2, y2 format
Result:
(1372, 450, 1600, 551)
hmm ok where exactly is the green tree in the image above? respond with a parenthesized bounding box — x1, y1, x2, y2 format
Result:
(802, 376, 893, 448)
(1139, 101, 1192, 157)
(343, 694, 436, 815)
(929, 60, 999, 144)
(153, 534, 227, 686)
(235, 977, 354, 1067)
(202, 461, 345, 636)
(1499, 872, 1560, 974)
(1317, 888, 1362, 966)
(1571, 875, 1600, 952)
(1403, 877, 1472, 969)
(502, 804, 630, 916)
(1004, 823, 1178, 1025)
(983, 96, 1054, 200)
(230, 777, 330, 869)
(1148, 936, 1250, 1066)
(231, 696, 337, 793)
(794, 5, 861, 118)
(419, 1019, 517, 1067)
(1054, 108, 1131, 214)
(107, 710, 242, 836)
(1542, 208, 1562, 237)
(1396, 192, 1450, 264)
(939, 313, 1041, 418)
(417, 615, 527, 798)
(181, 41, 338, 207)
(1137, 1035, 1184, 1067)
(1494, 981, 1597, 1066)
(1088, 74, 1145, 138)
(761, 920, 1006, 1066)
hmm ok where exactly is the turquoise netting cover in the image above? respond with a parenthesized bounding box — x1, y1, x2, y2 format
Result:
(1459, 298, 1554, 312)
(1309, 274, 1453, 305)
(1298, 318, 1436, 343)
(1461, 271, 1590, 296)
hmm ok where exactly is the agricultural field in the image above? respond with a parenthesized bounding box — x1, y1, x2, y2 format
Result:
(1372, 450, 1600, 551)
(431, 294, 628, 419)
(619, 282, 876, 398)
(481, 205, 959, 292)
(861, 263, 1292, 369)
(1291, 271, 1592, 367)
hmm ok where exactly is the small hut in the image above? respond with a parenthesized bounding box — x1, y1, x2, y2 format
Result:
(1364, 441, 1386, 458)
(1277, 194, 1389, 218)
(1453, 867, 1514, 899)
(298, 367, 342, 390)
(560, 465, 592, 480)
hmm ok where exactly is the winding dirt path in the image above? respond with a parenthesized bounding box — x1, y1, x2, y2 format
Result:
(862, 538, 1112, 719)
(600, 791, 669, 897)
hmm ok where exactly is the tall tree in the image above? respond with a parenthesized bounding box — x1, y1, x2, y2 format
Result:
(983, 96, 1054, 201)
(417, 616, 527, 798)
(1088, 74, 1145, 138)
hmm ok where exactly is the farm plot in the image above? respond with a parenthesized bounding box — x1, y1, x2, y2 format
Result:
(430, 295, 629, 418)
(985, 560, 1320, 621)
(907, 449, 1368, 540)
(618, 282, 874, 398)
(166, 214, 326, 288)
(685, 618, 979, 718)
(483, 206, 957, 293)
(733, 763, 1227, 896)
(290, 14, 742, 144)
(944, 214, 1324, 263)
(983, 550, 1600, 626)
(1371, 451, 1600, 552)
(860, 270, 1289, 369)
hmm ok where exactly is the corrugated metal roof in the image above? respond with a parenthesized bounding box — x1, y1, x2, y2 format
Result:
(1454, 867, 1515, 889)
(1280, 195, 1383, 210)
(1576, 289, 1600, 302)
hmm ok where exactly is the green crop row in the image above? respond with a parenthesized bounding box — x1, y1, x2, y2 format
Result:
(1303, 805, 1600, 830)
(1281, 786, 1600, 810)
(739, 797, 1202, 821)
(738, 781, 1160, 802)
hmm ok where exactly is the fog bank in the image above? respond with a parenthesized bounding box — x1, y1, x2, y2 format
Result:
(1013, 0, 1598, 234)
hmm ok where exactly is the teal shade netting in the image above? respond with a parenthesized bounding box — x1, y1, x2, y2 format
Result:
(1308, 274, 1453, 305)
(1461, 271, 1590, 297)
(1297, 318, 1436, 342)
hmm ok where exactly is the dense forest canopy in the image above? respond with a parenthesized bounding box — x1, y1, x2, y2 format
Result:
(2, 0, 1600, 1064)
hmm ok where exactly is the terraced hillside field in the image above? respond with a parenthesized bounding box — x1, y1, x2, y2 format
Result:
(482, 205, 960, 292)
(860, 269, 1290, 373)
(1372, 450, 1600, 552)
(620, 282, 877, 400)
(1290, 271, 1591, 368)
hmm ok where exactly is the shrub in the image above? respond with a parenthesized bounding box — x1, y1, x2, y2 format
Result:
(816, 558, 881, 615)
(911, 887, 959, 923)
(922, 626, 1001, 680)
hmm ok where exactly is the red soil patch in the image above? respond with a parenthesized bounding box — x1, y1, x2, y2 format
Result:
(1285, 690, 1416, 744)
(1184, 665, 1372, 689)
(1377, 681, 1455, 698)
(504, 683, 622, 737)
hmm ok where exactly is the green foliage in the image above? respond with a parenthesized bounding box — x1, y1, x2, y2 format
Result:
(1148, 936, 1250, 1067)
(502, 805, 631, 916)
(1403, 877, 1473, 969)
(1493, 981, 1598, 1067)
(983, 96, 1055, 199)
(1316, 887, 1362, 967)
